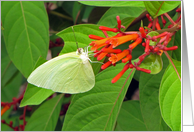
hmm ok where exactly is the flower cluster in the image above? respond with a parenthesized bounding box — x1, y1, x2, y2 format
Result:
(89, 14, 180, 83)
(1, 90, 30, 131)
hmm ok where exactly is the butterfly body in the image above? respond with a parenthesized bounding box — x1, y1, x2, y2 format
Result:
(27, 48, 95, 94)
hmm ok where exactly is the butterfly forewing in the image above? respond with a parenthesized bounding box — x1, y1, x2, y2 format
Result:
(27, 51, 95, 94)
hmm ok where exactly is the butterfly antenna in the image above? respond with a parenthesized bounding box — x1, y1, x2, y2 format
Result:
(71, 26, 79, 49)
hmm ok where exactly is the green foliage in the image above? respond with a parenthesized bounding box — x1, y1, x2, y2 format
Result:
(1, 1, 49, 78)
(146, 31, 160, 46)
(144, 1, 181, 18)
(115, 100, 147, 131)
(139, 55, 171, 131)
(139, 53, 163, 74)
(1, 1, 181, 131)
(159, 59, 181, 131)
(172, 30, 181, 61)
(98, 7, 145, 29)
(62, 63, 135, 131)
(25, 94, 64, 131)
(79, 1, 145, 7)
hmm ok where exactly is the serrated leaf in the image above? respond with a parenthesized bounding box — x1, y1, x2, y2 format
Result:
(20, 57, 54, 107)
(79, 1, 145, 7)
(56, 24, 116, 75)
(144, 1, 181, 18)
(1, 1, 49, 78)
(25, 94, 64, 131)
(62, 63, 135, 131)
(115, 100, 147, 131)
(98, 7, 145, 28)
(139, 53, 163, 74)
(159, 59, 181, 131)
(139, 55, 171, 131)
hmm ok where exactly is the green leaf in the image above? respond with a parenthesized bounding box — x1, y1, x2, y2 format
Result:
(20, 57, 54, 107)
(25, 94, 64, 131)
(20, 84, 54, 107)
(1, 73, 22, 102)
(79, 1, 145, 7)
(98, 7, 145, 28)
(57, 24, 115, 53)
(146, 31, 160, 46)
(88, 7, 109, 24)
(159, 59, 181, 131)
(44, 1, 57, 4)
(56, 24, 116, 75)
(115, 100, 147, 131)
(72, 2, 86, 23)
(61, 1, 75, 16)
(139, 53, 163, 74)
(62, 63, 135, 131)
(49, 7, 73, 31)
(172, 30, 181, 61)
(144, 1, 181, 18)
(1, 35, 19, 88)
(139, 55, 171, 131)
(1, 1, 49, 78)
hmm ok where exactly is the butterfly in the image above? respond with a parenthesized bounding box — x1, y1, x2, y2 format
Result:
(27, 47, 95, 94)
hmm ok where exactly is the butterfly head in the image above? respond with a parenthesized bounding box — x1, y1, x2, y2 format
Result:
(76, 48, 84, 55)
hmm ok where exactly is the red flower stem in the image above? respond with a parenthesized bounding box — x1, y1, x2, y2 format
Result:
(23, 106, 27, 130)
(102, 31, 109, 38)
(152, 18, 157, 31)
(124, 31, 138, 35)
(164, 51, 181, 81)
(175, 15, 181, 23)
(159, 36, 167, 44)
(164, 13, 176, 25)
(4, 122, 15, 130)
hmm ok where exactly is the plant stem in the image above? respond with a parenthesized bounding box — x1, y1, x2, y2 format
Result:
(164, 13, 176, 25)
(49, 10, 73, 21)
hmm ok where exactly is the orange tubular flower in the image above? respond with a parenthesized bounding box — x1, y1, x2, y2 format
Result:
(112, 63, 130, 83)
(139, 27, 147, 38)
(97, 52, 108, 61)
(101, 48, 122, 54)
(128, 37, 142, 49)
(156, 22, 161, 30)
(109, 50, 129, 64)
(110, 34, 139, 48)
(101, 61, 112, 70)
(90, 36, 117, 50)
(99, 26, 118, 32)
(89, 34, 105, 40)
(1, 105, 10, 116)
(122, 54, 132, 63)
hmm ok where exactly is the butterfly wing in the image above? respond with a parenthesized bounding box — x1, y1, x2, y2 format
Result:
(27, 52, 95, 94)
